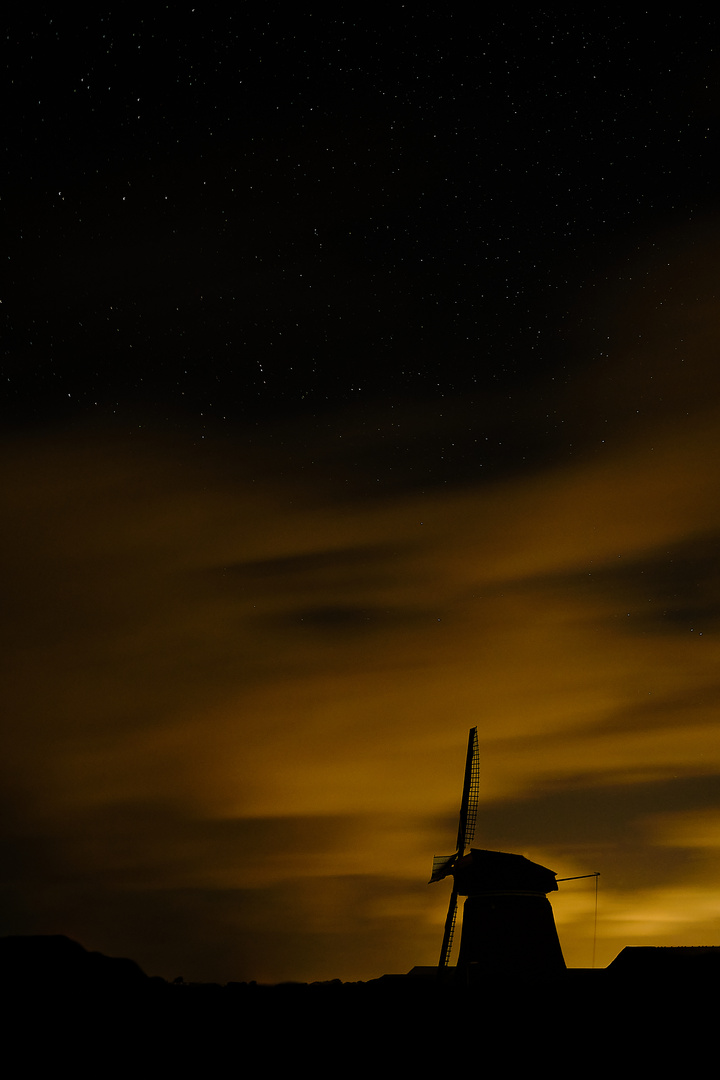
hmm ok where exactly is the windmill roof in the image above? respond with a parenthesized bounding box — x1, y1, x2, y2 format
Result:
(452, 849, 559, 896)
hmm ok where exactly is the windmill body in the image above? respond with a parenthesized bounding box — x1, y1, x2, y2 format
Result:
(431, 729, 565, 978)
(452, 848, 565, 975)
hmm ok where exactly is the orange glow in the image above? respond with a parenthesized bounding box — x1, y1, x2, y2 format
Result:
(5, 226, 720, 982)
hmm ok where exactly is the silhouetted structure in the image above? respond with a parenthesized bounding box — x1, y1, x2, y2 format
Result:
(431, 728, 565, 977)
(452, 848, 565, 974)
(608, 946, 720, 977)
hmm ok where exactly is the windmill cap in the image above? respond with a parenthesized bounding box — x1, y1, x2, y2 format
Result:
(452, 849, 559, 896)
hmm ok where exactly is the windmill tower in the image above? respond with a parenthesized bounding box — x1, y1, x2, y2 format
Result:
(430, 727, 566, 977)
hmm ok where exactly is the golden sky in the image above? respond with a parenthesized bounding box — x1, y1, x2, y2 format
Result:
(4, 223, 720, 983)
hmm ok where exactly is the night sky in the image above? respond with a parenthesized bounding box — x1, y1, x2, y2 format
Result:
(4, 11, 720, 984)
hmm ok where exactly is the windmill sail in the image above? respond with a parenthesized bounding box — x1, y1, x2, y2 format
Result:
(438, 887, 459, 968)
(456, 726, 480, 854)
(430, 854, 457, 881)
(431, 727, 480, 966)
(430, 727, 479, 883)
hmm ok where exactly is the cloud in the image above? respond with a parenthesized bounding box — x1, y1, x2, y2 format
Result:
(5, 266, 720, 981)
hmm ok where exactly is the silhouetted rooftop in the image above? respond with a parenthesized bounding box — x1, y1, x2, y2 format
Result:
(452, 848, 559, 896)
(608, 946, 720, 974)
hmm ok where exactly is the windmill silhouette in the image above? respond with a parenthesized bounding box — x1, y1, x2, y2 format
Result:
(430, 727, 566, 977)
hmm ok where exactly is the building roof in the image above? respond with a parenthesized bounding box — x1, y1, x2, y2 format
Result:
(608, 947, 720, 974)
(452, 849, 559, 896)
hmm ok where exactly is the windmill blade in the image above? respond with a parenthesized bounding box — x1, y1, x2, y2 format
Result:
(438, 887, 459, 967)
(455, 726, 479, 855)
(430, 728, 479, 966)
(429, 853, 457, 883)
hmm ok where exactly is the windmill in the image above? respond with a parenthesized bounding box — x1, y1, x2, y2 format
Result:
(430, 727, 566, 977)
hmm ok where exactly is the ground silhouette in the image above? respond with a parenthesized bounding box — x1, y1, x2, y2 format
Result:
(2, 936, 716, 1068)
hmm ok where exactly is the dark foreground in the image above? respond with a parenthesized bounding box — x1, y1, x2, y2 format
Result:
(2, 936, 716, 1069)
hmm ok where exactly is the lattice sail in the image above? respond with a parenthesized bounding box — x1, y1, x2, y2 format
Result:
(461, 727, 480, 850)
(438, 888, 458, 967)
(430, 727, 481, 966)
(457, 727, 479, 855)
(430, 854, 457, 883)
